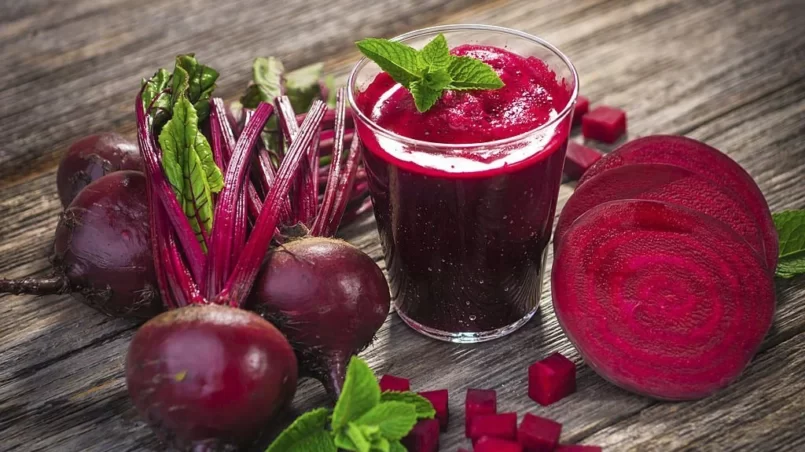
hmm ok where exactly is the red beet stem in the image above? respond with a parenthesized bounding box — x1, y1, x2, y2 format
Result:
(205, 102, 274, 299)
(277, 97, 318, 226)
(136, 91, 206, 284)
(0, 276, 66, 295)
(322, 134, 362, 237)
(297, 108, 354, 131)
(217, 100, 328, 306)
(311, 88, 348, 236)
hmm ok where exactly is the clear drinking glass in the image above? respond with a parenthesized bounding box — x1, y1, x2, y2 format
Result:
(348, 24, 578, 343)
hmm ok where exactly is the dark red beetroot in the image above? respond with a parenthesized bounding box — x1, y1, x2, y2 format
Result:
(126, 305, 297, 451)
(563, 141, 603, 180)
(556, 445, 602, 452)
(528, 353, 576, 406)
(475, 436, 524, 452)
(249, 237, 390, 398)
(401, 418, 441, 452)
(578, 135, 778, 269)
(552, 200, 775, 400)
(581, 106, 626, 143)
(469, 412, 517, 444)
(518, 413, 562, 452)
(0, 171, 160, 319)
(554, 163, 767, 262)
(465, 388, 497, 436)
(57, 133, 143, 208)
(380, 374, 411, 392)
(419, 389, 449, 431)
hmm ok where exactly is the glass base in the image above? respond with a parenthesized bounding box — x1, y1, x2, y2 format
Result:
(396, 306, 539, 343)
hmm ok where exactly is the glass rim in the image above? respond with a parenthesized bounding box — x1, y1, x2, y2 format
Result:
(346, 23, 579, 150)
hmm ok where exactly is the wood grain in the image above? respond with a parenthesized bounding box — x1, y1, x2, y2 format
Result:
(1, 0, 804, 450)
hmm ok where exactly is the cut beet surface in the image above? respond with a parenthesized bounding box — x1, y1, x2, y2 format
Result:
(475, 436, 525, 452)
(578, 135, 777, 270)
(582, 106, 626, 143)
(465, 389, 497, 436)
(554, 163, 767, 262)
(402, 418, 440, 452)
(528, 353, 576, 406)
(563, 141, 603, 180)
(379, 374, 411, 392)
(518, 413, 562, 452)
(573, 96, 590, 126)
(556, 445, 603, 452)
(419, 389, 449, 431)
(469, 412, 517, 443)
(552, 200, 776, 400)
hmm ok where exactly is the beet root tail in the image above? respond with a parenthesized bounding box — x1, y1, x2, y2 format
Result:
(0, 276, 67, 296)
(321, 351, 348, 401)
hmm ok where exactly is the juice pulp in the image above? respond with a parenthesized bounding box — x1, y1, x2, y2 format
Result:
(356, 45, 573, 335)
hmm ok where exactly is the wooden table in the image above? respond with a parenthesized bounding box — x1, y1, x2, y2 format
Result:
(2, 0, 804, 450)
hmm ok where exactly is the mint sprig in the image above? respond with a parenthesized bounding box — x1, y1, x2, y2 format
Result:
(267, 357, 435, 452)
(356, 33, 504, 112)
(773, 210, 805, 278)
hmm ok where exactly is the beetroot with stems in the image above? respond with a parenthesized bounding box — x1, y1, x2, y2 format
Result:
(552, 200, 775, 400)
(475, 436, 524, 452)
(469, 412, 517, 444)
(518, 413, 562, 452)
(582, 106, 627, 143)
(554, 163, 767, 262)
(380, 374, 411, 392)
(57, 132, 143, 208)
(465, 388, 497, 436)
(578, 135, 778, 269)
(0, 170, 160, 319)
(419, 389, 449, 431)
(401, 418, 441, 452)
(528, 353, 576, 406)
(126, 305, 298, 450)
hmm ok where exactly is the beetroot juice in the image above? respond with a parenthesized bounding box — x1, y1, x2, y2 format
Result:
(349, 26, 577, 342)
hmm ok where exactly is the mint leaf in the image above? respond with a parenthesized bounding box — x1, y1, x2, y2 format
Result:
(345, 422, 372, 452)
(286, 62, 324, 112)
(447, 56, 504, 90)
(370, 437, 391, 452)
(379, 392, 436, 420)
(332, 356, 381, 431)
(356, 401, 418, 441)
(420, 33, 451, 69)
(389, 441, 407, 452)
(422, 67, 452, 91)
(266, 408, 335, 452)
(356, 38, 423, 88)
(773, 210, 805, 278)
(409, 80, 441, 113)
(241, 57, 285, 109)
(171, 54, 219, 121)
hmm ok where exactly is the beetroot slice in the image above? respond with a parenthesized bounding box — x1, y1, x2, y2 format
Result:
(552, 200, 775, 400)
(554, 163, 767, 263)
(577, 135, 777, 269)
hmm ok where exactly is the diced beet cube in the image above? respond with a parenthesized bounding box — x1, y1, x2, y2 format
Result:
(469, 412, 517, 443)
(465, 388, 497, 436)
(401, 419, 440, 452)
(379, 374, 410, 392)
(419, 389, 449, 431)
(564, 141, 603, 180)
(528, 353, 576, 406)
(582, 106, 627, 143)
(556, 445, 602, 452)
(475, 436, 524, 452)
(573, 96, 589, 126)
(518, 413, 562, 452)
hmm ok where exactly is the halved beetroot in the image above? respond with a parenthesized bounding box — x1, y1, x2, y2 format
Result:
(554, 163, 766, 262)
(577, 135, 777, 269)
(552, 200, 775, 400)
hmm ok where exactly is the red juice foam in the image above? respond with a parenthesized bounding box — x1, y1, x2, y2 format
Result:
(355, 44, 573, 336)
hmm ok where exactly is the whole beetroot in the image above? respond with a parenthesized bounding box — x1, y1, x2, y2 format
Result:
(56, 132, 143, 207)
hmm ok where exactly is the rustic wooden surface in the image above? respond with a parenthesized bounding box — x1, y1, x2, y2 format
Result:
(1, 0, 804, 450)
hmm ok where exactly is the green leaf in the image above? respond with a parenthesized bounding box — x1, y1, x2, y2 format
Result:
(142, 68, 172, 120)
(241, 57, 285, 108)
(356, 401, 418, 441)
(380, 392, 436, 420)
(420, 33, 451, 69)
(370, 436, 391, 452)
(773, 210, 805, 278)
(324, 74, 338, 108)
(266, 408, 336, 452)
(356, 38, 424, 88)
(447, 56, 504, 90)
(346, 422, 372, 452)
(332, 357, 382, 431)
(171, 54, 219, 121)
(389, 441, 407, 452)
(409, 80, 441, 113)
(422, 67, 453, 91)
(286, 62, 324, 112)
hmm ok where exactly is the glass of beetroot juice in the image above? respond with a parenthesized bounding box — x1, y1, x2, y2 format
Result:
(348, 25, 577, 343)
